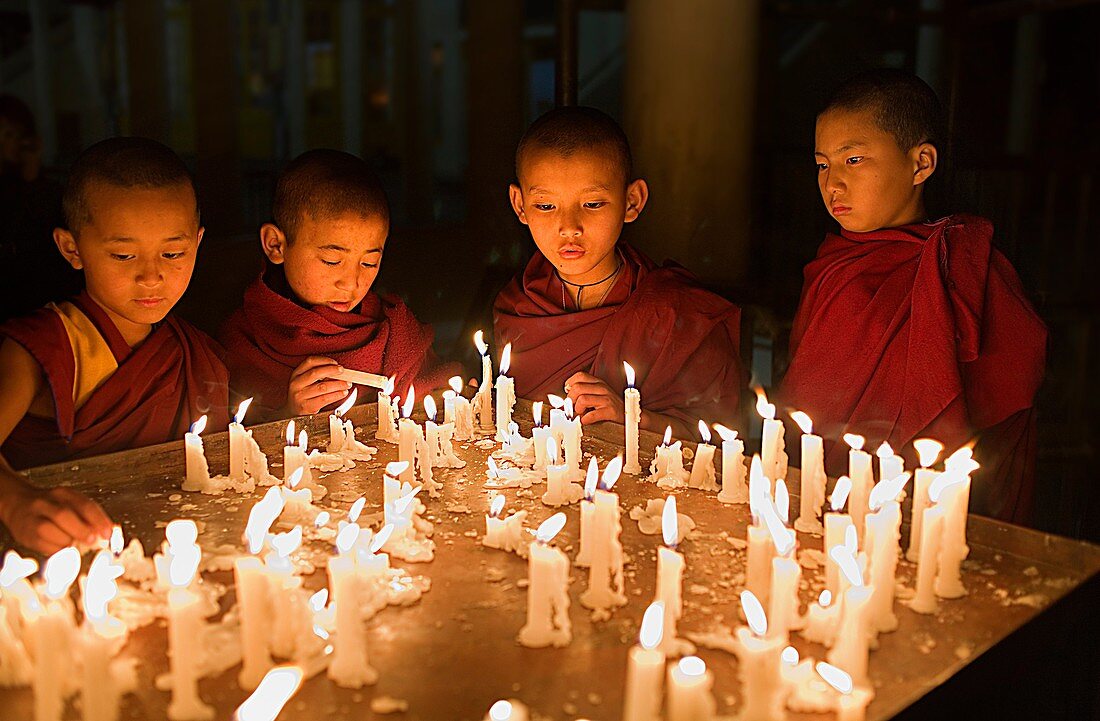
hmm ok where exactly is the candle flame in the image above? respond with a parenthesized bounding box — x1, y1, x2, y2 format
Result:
(564, 397, 574, 418)
(761, 500, 796, 556)
(819, 589, 832, 607)
(234, 665, 305, 721)
(945, 445, 980, 477)
(928, 468, 967, 504)
(336, 523, 360, 554)
(448, 376, 463, 394)
(697, 419, 711, 444)
(166, 519, 199, 549)
(781, 646, 799, 665)
(424, 395, 437, 422)
(383, 375, 395, 396)
(741, 590, 768, 636)
(583, 457, 599, 499)
(829, 545, 863, 587)
(776, 479, 790, 524)
(790, 410, 813, 435)
(545, 437, 559, 466)
(190, 415, 208, 435)
(844, 524, 858, 552)
(533, 401, 544, 427)
(285, 420, 295, 446)
(499, 343, 512, 375)
(370, 524, 394, 554)
(271, 527, 302, 558)
(110, 526, 123, 555)
(234, 398, 254, 425)
(869, 471, 911, 511)
(639, 601, 665, 650)
(166, 544, 200, 589)
(487, 456, 500, 479)
(83, 550, 123, 622)
(678, 656, 707, 678)
(0, 551, 37, 587)
(245, 488, 284, 553)
(830, 476, 852, 512)
(843, 433, 865, 451)
(712, 423, 738, 442)
(385, 461, 409, 479)
(547, 394, 565, 409)
(913, 438, 944, 468)
(490, 494, 506, 518)
(298, 429, 307, 451)
(876, 440, 895, 459)
(815, 661, 854, 695)
(287, 466, 304, 490)
(662, 496, 679, 547)
(308, 589, 328, 612)
(748, 454, 768, 520)
(335, 389, 357, 417)
(401, 387, 416, 418)
(314, 511, 330, 528)
(348, 497, 366, 523)
(394, 487, 422, 515)
(754, 388, 775, 420)
(623, 361, 636, 388)
(600, 455, 623, 491)
(535, 513, 567, 544)
(474, 330, 489, 356)
(662, 426, 672, 446)
(488, 701, 513, 721)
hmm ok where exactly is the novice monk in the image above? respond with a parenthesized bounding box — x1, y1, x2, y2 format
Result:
(0, 137, 229, 553)
(779, 70, 1047, 522)
(220, 150, 459, 420)
(494, 107, 744, 437)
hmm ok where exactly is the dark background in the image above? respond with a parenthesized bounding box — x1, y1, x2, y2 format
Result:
(0, 0, 1096, 546)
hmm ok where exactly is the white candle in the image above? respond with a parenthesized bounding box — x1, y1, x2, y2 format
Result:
(233, 554, 273, 690)
(183, 415, 211, 490)
(229, 399, 254, 481)
(327, 524, 378, 687)
(575, 458, 599, 567)
(687, 420, 719, 491)
(826, 547, 872, 685)
(801, 589, 840, 646)
(844, 434, 873, 547)
(755, 389, 788, 482)
(517, 514, 572, 648)
(623, 361, 642, 475)
(909, 503, 946, 615)
(443, 376, 460, 426)
(744, 524, 774, 609)
(655, 498, 686, 656)
(531, 402, 550, 472)
(327, 390, 357, 452)
(29, 548, 79, 721)
(164, 523, 213, 720)
(824, 476, 854, 597)
(474, 330, 494, 430)
(282, 422, 312, 487)
(376, 376, 398, 443)
(713, 424, 747, 504)
(790, 411, 826, 534)
(398, 390, 419, 484)
(864, 472, 909, 633)
(766, 553, 801, 644)
(81, 551, 125, 721)
(906, 439, 943, 562)
(580, 457, 627, 616)
(482, 495, 528, 554)
(622, 601, 665, 721)
(935, 448, 979, 600)
(666, 656, 716, 721)
(495, 343, 515, 442)
(562, 413, 583, 477)
(876, 441, 904, 485)
(265, 528, 302, 660)
(817, 663, 874, 721)
(541, 437, 583, 506)
(735, 590, 785, 721)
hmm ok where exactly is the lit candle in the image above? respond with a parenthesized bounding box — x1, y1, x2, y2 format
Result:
(623, 361, 642, 474)
(517, 514, 572, 648)
(28, 548, 79, 721)
(449, 376, 475, 441)
(420, 396, 441, 495)
(327, 524, 378, 687)
(755, 388, 788, 483)
(0, 552, 36, 687)
(229, 399, 254, 481)
(164, 522, 214, 720)
(650, 427, 689, 488)
(282, 422, 312, 487)
(864, 472, 910, 634)
(542, 437, 583, 506)
(826, 546, 872, 685)
(765, 521, 800, 644)
(81, 550, 126, 721)
(655, 497, 687, 656)
(561, 401, 583, 478)
(935, 447, 979, 600)
(824, 476, 854, 597)
(791, 411, 826, 534)
(574, 458, 599, 567)
(183, 415, 211, 491)
(713, 423, 747, 504)
(474, 330, 494, 430)
(580, 456, 627, 617)
(484, 699, 530, 721)
(687, 420, 719, 491)
(235, 498, 279, 690)
(801, 589, 840, 646)
(397, 389, 419, 484)
(734, 590, 785, 721)
(748, 455, 768, 524)
(817, 662, 874, 721)
(531, 401, 550, 472)
(744, 523, 775, 610)
(844, 434, 873, 547)
(265, 527, 303, 660)
(376, 375, 399, 443)
(328, 390, 357, 453)
(666, 656, 716, 721)
(495, 343, 515, 442)
(482, 495, 528, 555)
(909, 474, 949, 615)
(905, 439, 943, 562)
(622, 601, 665, 721)
(876, 441, 904, 485)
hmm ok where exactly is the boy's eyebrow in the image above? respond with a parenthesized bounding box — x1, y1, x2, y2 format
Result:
(318, 243, 383, 253)
(816, 141, 867, 155)
(106, 235, 189, 243)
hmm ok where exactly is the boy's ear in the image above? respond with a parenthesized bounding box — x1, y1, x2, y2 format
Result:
(913, 143, 938, 186)
(508, 184, 528, 225)
(196, 226, 205, 247)
(623, 179, 649, 223)
(260, 223, 288, 264)
(53, 228, 82, 270)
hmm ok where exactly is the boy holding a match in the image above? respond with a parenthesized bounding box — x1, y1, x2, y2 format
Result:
(220, 149, 459, 421)
(778, 69, 1046, 522)
(0, 137, 229, 553)
(493, 107, 744, 438)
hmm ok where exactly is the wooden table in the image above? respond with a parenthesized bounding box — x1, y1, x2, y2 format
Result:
(3, 401, 1099, 720)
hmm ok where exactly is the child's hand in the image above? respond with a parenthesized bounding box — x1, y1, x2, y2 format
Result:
(286, 356, 352, 416)
(0, 483, 113, 555)
(564, 371, 625, 425)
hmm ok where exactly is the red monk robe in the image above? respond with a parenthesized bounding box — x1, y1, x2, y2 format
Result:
(493, 243, 744, 428)
(220, 269, 460, 413)
(1, 293, 229, 469)
(779, 214, 1047, 523)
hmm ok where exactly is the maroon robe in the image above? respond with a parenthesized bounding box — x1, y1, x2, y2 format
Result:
(220, 271, 460, 413)
(493, 243, 744, 428)
(1, 293, 229, 469)
(779, 215, 1047, 522)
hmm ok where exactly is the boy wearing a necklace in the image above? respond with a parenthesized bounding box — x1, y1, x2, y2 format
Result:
(493, 106, 744, 438)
